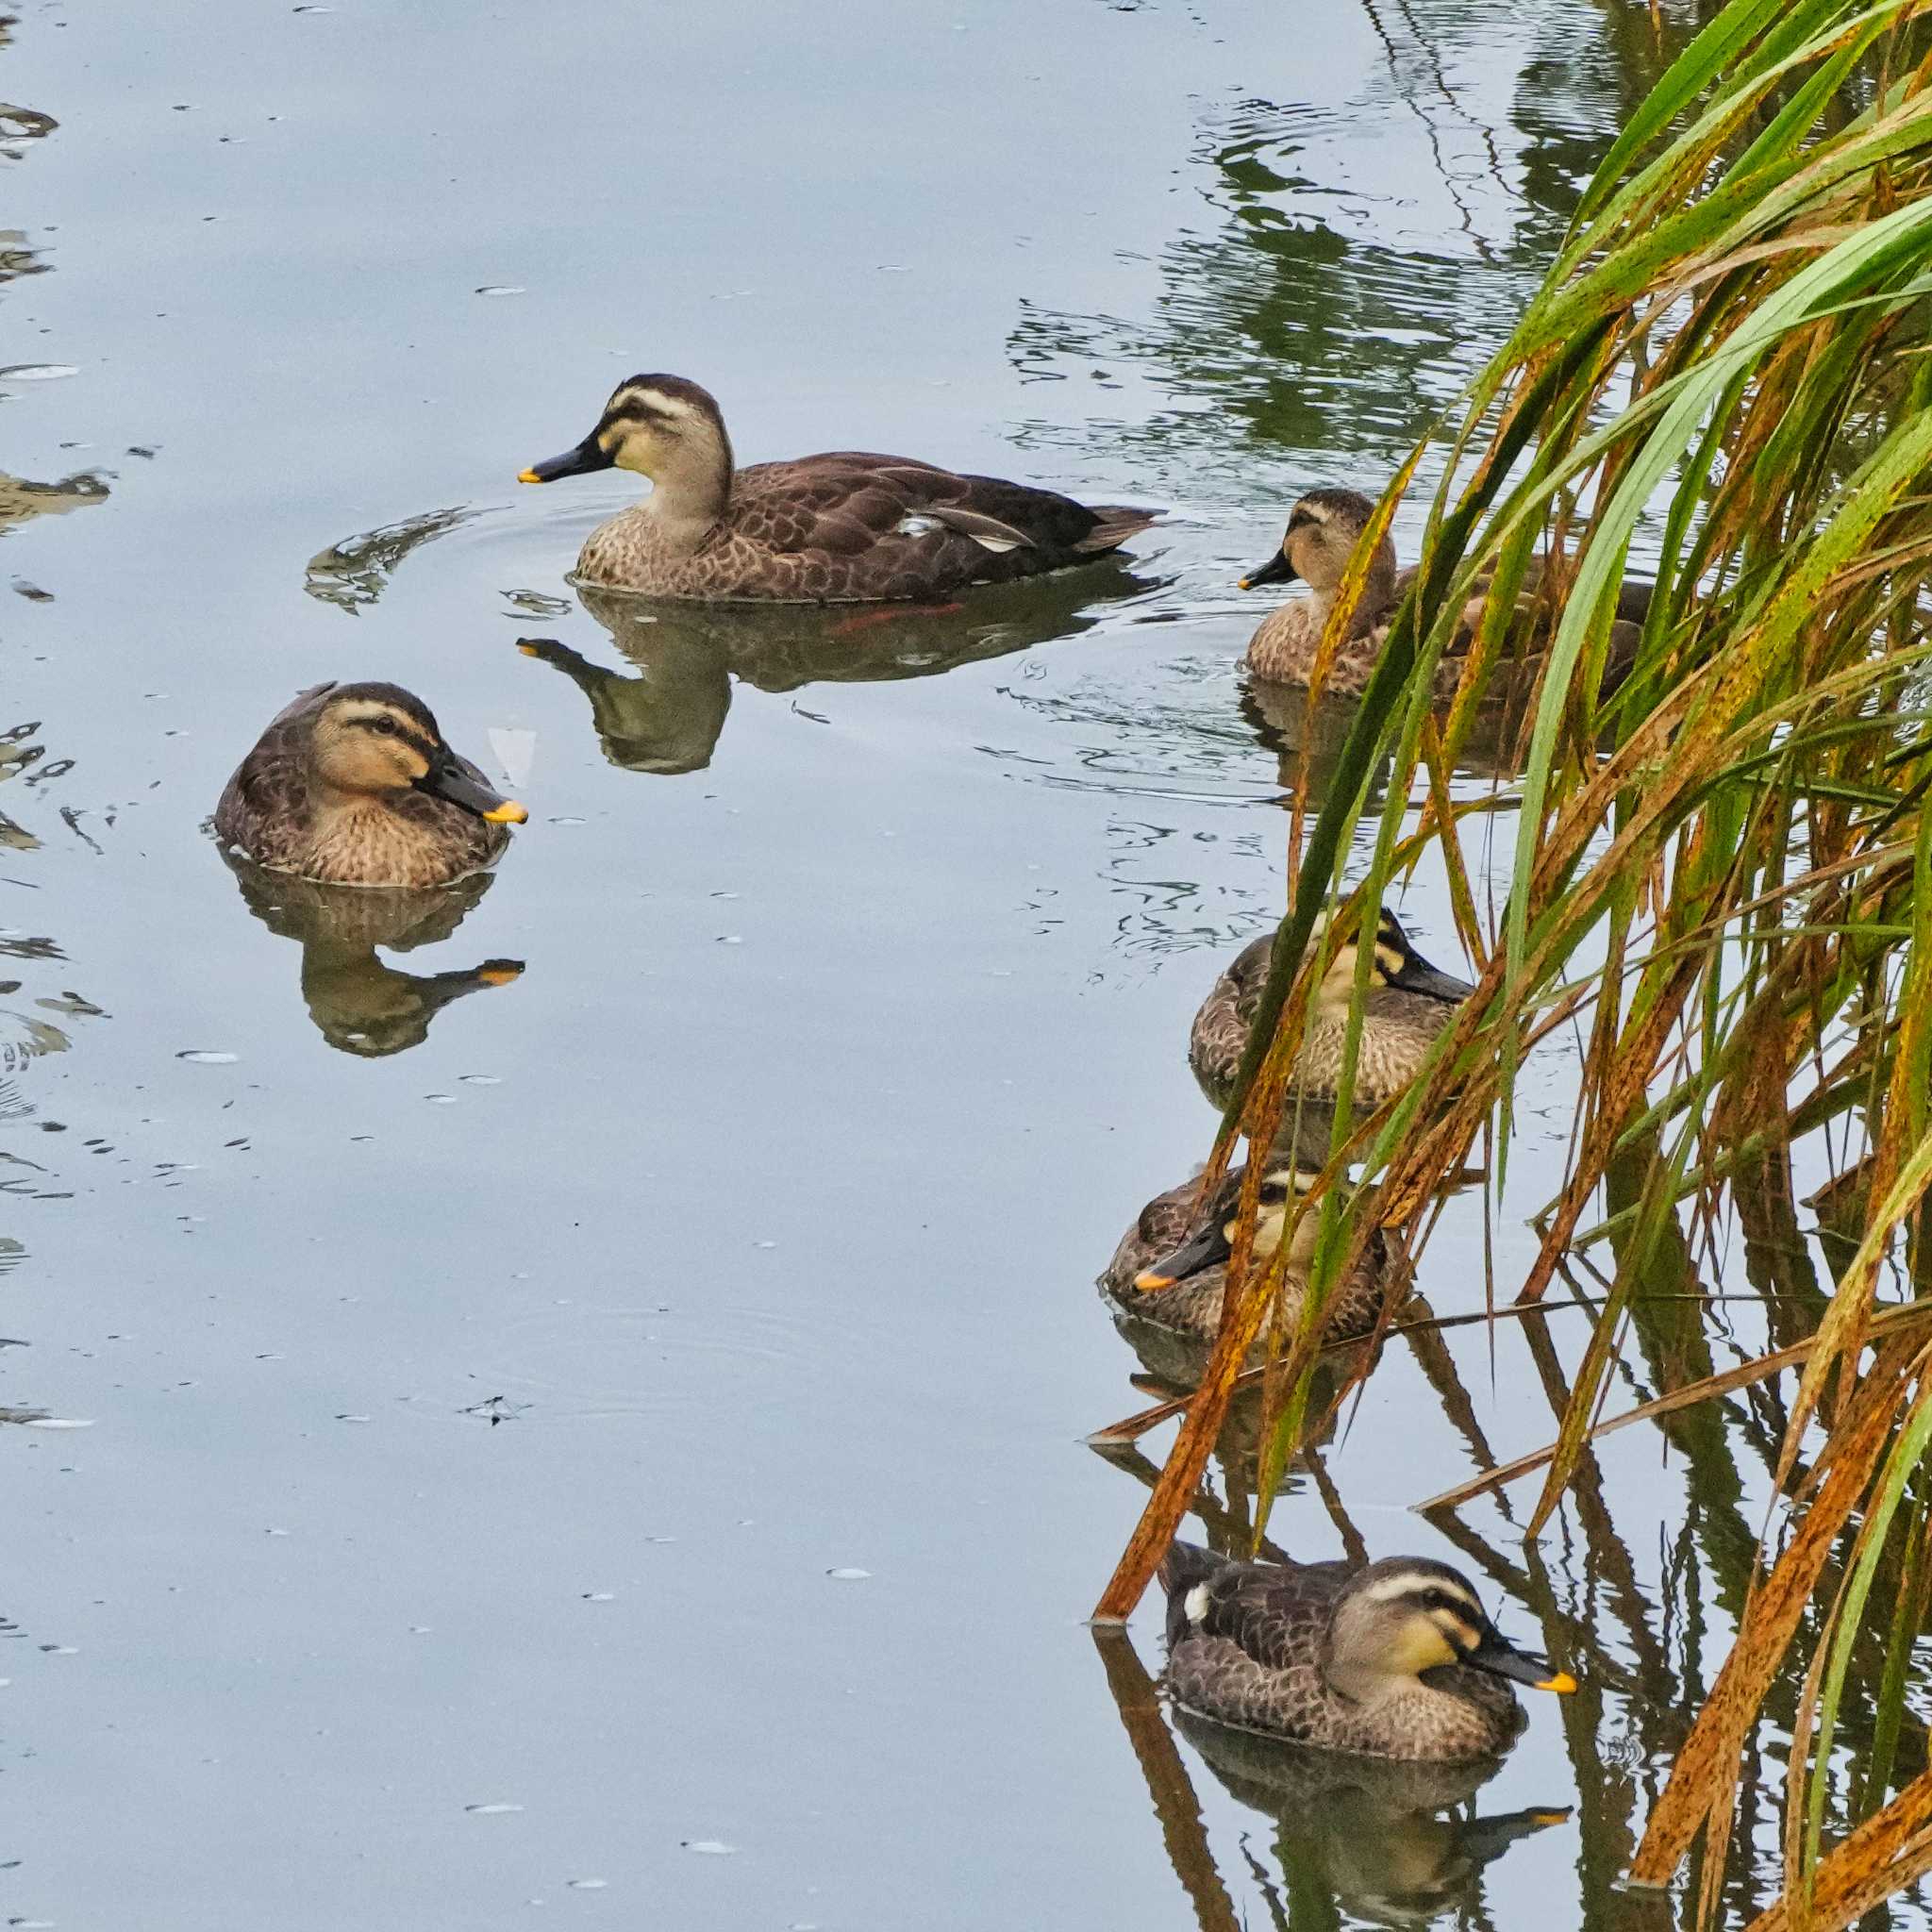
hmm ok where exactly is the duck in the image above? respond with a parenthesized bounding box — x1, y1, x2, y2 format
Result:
(1159, 1541, 1574, 1761)
(213, 682, 527, 890)
(518, 374, 1160, 603)
(1100, 1162, 1390, 1349)
(1189, 908, 1474, 1115)
(1241, 486, 1651, 699)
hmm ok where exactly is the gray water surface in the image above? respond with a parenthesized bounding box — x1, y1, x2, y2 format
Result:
(2, 2, 1890, 1927)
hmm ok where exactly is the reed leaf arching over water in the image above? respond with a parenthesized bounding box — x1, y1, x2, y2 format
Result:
(1097, 1, 1932, 1921)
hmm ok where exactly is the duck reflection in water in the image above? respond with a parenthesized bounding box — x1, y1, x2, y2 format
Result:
(1178, 1705, 1567, 1928)
(520, 564, 1152, 775)
(1093, 1626, 1566, 1932)
(221, 854, 523, 1058)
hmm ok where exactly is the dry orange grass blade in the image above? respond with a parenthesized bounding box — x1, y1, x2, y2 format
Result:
(1629, 1335, 1924, 1898)
(1741, 1767, 1932, 1932)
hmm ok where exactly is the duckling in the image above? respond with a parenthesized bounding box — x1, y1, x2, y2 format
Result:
(1159, 1542, 1574, 1761)
(1100, 1163, 1390, 1349)
(213, 683, 527, 890)
(1241, 487, 1651, 699)
(1189, 908, 1474, 1114)
(519, 375, 1160, 603)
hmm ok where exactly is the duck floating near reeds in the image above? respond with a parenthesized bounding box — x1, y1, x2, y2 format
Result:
(1101, 1163, 1390, 1349)
(213, 682, 526, 890)
(1160, 1542, 1574, 1761)
(1189, 908, 1474, 1114)
(1241, 487, 1652, 699)
(519, 374, 1160, 602)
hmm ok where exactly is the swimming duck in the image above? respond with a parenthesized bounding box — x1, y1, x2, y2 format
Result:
(1159, 1542, 1574, 1761)
(213, 682, 527, 890)
(1101, 1163, 1389, 1348)
(519, 375, 1160, 603)
(1241, 487, 1651, 699)
(1189, 908, 1474, 1115)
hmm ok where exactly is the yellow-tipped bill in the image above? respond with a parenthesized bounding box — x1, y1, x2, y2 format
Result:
(517, 468, 543, 485)
(483, 799, 529, 825)
(1132, 1268, 1177, 1293)
(1537, 1670, 1578, 1695)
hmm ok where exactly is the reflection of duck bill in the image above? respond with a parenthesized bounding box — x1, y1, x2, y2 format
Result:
(474, 959, 525, 988)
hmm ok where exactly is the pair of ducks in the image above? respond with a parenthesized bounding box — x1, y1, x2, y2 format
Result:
(217, 375, 1605, 883)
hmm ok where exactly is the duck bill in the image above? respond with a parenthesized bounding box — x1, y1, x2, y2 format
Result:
(423, 759, 528, 825)
(518, 436, 612, 485)
(1239, 551, 1298, 591)
(1465, 1629, 1575, 1695)
(1388, 947, 1476, 1003)
(1134, 1217, 1231, 1292)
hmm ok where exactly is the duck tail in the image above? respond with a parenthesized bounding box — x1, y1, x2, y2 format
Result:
(1075, 504, 1163, 554)
(1158, 1540, 1227, 1646)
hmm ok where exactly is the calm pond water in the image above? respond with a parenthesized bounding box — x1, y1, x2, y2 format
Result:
(2, 1, 1907, 1926)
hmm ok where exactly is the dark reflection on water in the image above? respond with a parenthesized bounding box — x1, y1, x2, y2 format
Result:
(1094, 1625, 1569, 1932)
(521, 566, 1158, 775)
(218, 853, 524, 1058)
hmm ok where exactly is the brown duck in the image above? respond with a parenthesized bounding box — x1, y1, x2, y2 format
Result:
(213, 683, 526, 890)
(1241, 486, 1652, 699)
(1100, 1163, 1389, 1349)
(519, 374, 1160, 602)
(1189, 908, 1474, 1115)
(1159, 1542, 1574, 1761)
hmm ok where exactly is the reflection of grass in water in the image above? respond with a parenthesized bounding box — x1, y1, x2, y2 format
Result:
(1099, 6, 1932, 1924)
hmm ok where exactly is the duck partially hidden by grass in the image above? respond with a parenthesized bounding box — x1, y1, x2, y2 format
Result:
(1160, 1542, 1575, 1761)
(1189, 908, 1474, 1116)
(214, 683, 527, 890)
(1100, 1164, 1389, 1350)
(520, 374, 1160, 603)
(1241, 487, 1651, 700)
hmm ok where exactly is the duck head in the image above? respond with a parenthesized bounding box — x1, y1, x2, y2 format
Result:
(1324, 1557, 1575, 1707)
(1134, 1163, 1318, 1291)
(1241, 487, 1398, 608)
(1307, 906, 1475, 1009)
(310, 684, 526, 824)
(520, 374, 734, 513)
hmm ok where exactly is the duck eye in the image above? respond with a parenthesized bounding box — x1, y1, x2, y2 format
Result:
(372, 717, 399, 736)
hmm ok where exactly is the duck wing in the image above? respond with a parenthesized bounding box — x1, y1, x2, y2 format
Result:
(1161, 1542, 1353, 1668)
(731, 454, 1157, 563)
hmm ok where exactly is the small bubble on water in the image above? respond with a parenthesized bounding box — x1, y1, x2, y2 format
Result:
(175, 1050, 238, 1065)
(475, 285, 525, 297)
(717, 935, 742, 945)
(466, 1802, 524, 1815)
(682, 1840, 735, 1856)
(0, 363, 77, 381)
(755, 1240, 776, 1250)
(581, 1591, 614, 1602)
(425, 1093, 458, 1106)
(40, 1644, 77, 1655)
(826, 1568, 871, 1582)
(459, 1074, 502, 1086)
(566, 1878, 608, 1890)
(550, 815, 586, 826)
(21, 1417, 92, 1429)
